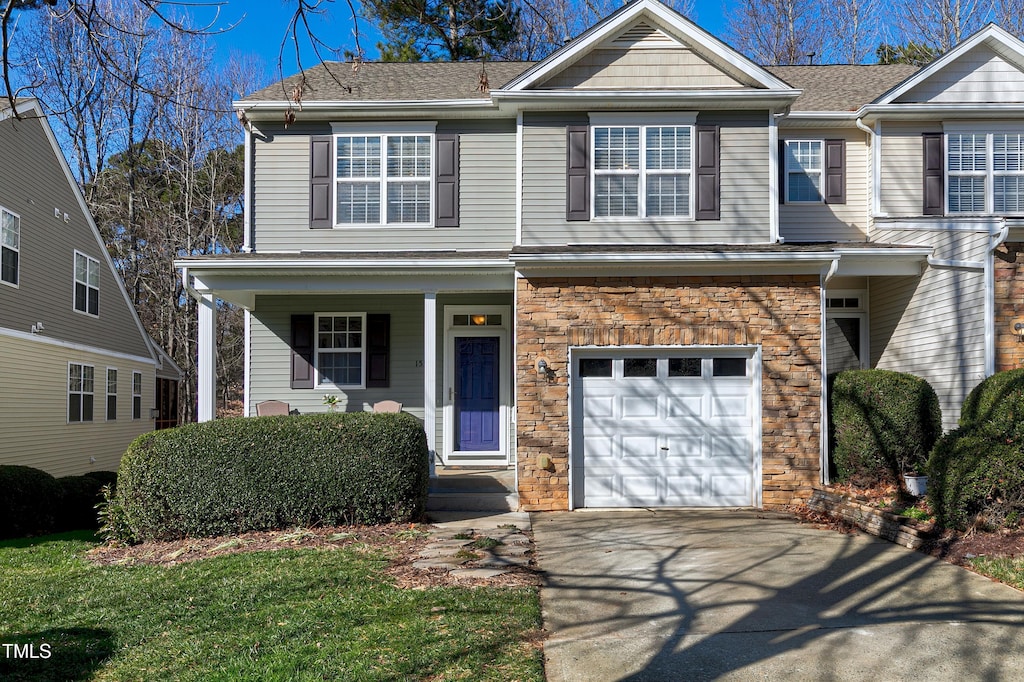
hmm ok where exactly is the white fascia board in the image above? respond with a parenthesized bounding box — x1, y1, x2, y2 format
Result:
(874, 25, 1024, 105)
(832, 248, 932, 276)
(0, 326, 158, 367)
(235, 99, 498, 121)
(491, 89, 800, 107)
(511, 251, 838, 264)
(501, 0, 793, 92)
(860, 103, 1024, 120)
(176, 258, 514, 271)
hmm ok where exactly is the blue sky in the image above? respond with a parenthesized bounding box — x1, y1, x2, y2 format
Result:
(203, 0, 732, 80)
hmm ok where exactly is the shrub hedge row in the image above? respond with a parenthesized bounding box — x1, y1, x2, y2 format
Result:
(830, 369, 942, 487)
(110, 412, 429, 543)
(0, 466, 115, 539)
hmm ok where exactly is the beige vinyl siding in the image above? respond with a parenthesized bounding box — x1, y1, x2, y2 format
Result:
(251, 120, 516, 252)
(869, 227, 989, 428)
(0, 116, 152, 358)
(779, 128, 870, 242)
(898, 44, 1024, 104)
(538, 48, 744, 89)
(520, 111, 770, 245)
(0, 334, 155, 476)
(878, 121, 938, 217)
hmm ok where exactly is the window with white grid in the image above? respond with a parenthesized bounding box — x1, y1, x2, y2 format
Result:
(74, 251, 99, 316)
(946, 131, 1024, 215)
(994, 133, 1024, 213)
(69, 363, 95, 423)
(1, 207, 18, 287)
(785, 140, 823, 203)
(315, 313, 365, 387)
(948, 133, 987, 213)
(592, 125, 692, 218)
(335, 134, 431, 225)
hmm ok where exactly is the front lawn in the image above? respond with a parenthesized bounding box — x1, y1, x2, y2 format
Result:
(0, 530, 543, 681)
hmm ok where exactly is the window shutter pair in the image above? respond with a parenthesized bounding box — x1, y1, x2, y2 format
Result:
(289, 314, 390, 389)
(778, 139, 846, 204)
(309, 135, 459, 228)
(565, 124, 720, 220)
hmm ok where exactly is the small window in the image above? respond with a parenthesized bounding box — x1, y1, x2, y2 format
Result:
(668, 358, 701, 377)
(1, 208, 19, 286)
(712, 358, 747, 377)
(106, 369, 117, 421)
(132, 371, 142, 420)
(74, 251, 100, 315)
(69, 363, 95, 422)
(316, 313, 365, 387)
(579, 358, 612, 378)
(785, 140, 823, 203)
(623, 358, 657, 377)
(453, 313, 502, 327)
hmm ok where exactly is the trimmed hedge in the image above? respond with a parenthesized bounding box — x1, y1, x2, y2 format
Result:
(927, 369, 1024, 530)
(0, 465, 61, 539)
(55, 476, 107, 531)
(830, 369, 942, 487)
(111, 412, 430, 543)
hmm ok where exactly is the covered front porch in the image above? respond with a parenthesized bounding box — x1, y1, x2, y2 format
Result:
(177, 252, 517, 468)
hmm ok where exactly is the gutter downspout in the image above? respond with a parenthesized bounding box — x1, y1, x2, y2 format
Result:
(820, 257, 841, 485)
(180, 266, 202, 302)
(986, 221, 1010, 376)
(855, 118, 876, 238)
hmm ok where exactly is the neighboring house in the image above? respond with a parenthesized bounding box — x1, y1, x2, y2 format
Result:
(0, 99, 181, 477)
(178, 0, 1024, 511)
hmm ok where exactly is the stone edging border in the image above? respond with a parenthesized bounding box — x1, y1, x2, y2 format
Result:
(807, 487, 936, 550)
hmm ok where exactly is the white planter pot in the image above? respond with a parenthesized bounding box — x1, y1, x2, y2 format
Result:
(904, 475, 928, 497)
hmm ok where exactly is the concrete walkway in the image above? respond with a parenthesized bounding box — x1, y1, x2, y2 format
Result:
(532, 509, 1024, 682)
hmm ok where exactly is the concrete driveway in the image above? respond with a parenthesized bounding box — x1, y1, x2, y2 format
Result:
(532, 509, 1024, 681)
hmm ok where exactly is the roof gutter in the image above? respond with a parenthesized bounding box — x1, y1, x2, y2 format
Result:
(855, 117, 878, 229)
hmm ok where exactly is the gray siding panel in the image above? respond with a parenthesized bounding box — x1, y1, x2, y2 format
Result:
(521, 111, 770, 245)
(779, 127, 870, 242)
(251, 120, 516, 252)
(869, 228, 989, 428)
(878, 122, 938, 217)
(0, 116, 152, 358)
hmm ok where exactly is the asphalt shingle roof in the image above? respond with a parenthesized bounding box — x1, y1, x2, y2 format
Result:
(766, 64, 921, 111)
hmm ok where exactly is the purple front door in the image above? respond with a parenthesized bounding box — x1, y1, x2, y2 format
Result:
(455, 336, 500, 451)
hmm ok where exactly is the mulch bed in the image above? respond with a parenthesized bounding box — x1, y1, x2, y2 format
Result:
(87, 523, 541, 589)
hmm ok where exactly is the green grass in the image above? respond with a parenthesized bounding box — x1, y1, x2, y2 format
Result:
(0, 531, 543, 681)
(968, 556, 1024, 591)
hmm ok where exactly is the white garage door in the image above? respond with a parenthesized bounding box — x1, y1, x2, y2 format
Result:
(572, 352, 757, 508)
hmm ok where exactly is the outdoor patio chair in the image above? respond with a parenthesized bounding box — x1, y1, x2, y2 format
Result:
(372, 400, 402, 413)
(256, 400, 291, 416)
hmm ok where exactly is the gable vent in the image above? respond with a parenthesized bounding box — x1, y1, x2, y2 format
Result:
(605, 22, 680, 48)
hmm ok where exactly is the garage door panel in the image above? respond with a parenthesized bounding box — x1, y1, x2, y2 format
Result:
(711, 395, 749, 418)
(664, 435, 705, 458)
(583, 395, 615, 418)
(709, 474, 752, 503)
(622, 395, 659, 419)
(622, 474, 660, 500)
(621, 435, 661, 460)
(667, 395, 704, 418)
(664, 475, 705, 505)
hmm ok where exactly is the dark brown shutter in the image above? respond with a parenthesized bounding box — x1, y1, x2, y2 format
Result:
(366, 314, 390, 388)
(695, 124, 720, 220)
(778, 139, 787, 204)
(824, 139, 846, 204)
(290, 314, 315, 389)
(310, 136, 333, 229)
(923, 133, 944, 216)
(435, 134, 459, 227)
(566, 125, 590, 221)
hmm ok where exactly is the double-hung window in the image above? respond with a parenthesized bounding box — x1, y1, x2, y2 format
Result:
(947, 131, 1024, 214)
(785, 140, 823, 202)
(1, 207, 18, 286)
(315, 313, 365, 388)
(106, 369, 117, 420)
(74, 251, 99, 315)
(132, 371, 142, 419)
(335, 130, 432, 226)
(592, 123, 693, 218)
(69, 363, 95, 423)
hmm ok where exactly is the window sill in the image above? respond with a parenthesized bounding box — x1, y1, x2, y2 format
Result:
(589, 216, 696, 224)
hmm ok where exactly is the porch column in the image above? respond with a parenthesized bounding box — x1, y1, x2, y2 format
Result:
(423, 292, 437, 475)
(197, 292, 217, 422)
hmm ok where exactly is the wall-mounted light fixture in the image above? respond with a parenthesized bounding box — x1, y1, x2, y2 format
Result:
(1015, 322, 1024, 342)
(150, 408, 160, 419)
(537, 358, 555, 379)
(30, 322, 45, 334)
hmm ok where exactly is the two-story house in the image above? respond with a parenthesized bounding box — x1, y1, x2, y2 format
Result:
(178, 0, 1024, 511)
(0, 99, 182, 477)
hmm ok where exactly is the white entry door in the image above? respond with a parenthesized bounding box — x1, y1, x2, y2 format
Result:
(572, 351, 759, 508)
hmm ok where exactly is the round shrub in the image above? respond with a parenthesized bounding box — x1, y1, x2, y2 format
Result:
(830, 369, 942, 487)
(55, 476, 105, 531)
(0, 465, 60, 539)
(84, 470, 117, 494)
(927, 427, 1024, 530)
(112, 412, 429, 543)
(959, 367, 1024, 438)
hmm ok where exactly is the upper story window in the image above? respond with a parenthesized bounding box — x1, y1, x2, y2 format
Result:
(947, 132, 1024, 214)
(1, 207, 19, 287)
(785, 140, 823, 203)
(74, 251, 99, 316)
(592, 124, 693, 219)
(315, 313, 366, 388)
(335, 133, 432, 226)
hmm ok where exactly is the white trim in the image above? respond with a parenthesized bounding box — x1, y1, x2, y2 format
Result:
(943, 121, 1024, 134)
(242, 125, 253, 252)
(442, 304, 511, 466)
(769, 114, 779, 242)
(782, 139, 825, 204)
(512, 251, 840, 264)
(588, 111, 697, 126)
(927, 256, 986, 270)
(243, 308, 252, 417)
(330, 121, 437, 134)
(873, 218, 1001, 232)
(67, 361, 96, 424)
(0, 326, 158, 366)
(515, 110, 524, 247)
(72, 250, 100, 318)
(197, 293, 217, 422)
(423, 292, 438, 474)
(313, 312, 368, 390)
(986, 222, 1009, 376)
(177, 257, 514, 272)
(0, 205, 20, 288)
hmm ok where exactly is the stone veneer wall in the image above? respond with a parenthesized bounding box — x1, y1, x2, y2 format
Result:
(996, 242, 1024, 372)
(516, 275, 822, 511)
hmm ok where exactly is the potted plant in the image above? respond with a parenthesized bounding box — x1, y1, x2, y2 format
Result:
(902, 470, 928, 497)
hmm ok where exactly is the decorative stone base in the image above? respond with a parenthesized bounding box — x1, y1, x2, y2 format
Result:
(807, 487, 935, 550)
